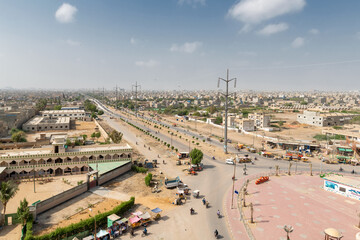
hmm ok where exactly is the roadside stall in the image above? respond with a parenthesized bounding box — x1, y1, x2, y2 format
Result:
(107, 214, 121, 228)
(151, 207, 163, 220)
(96, 229, 110, 240)
(129, 215, 142, 228)
(113, 218, 129, 236)
(139, 212, 152, 226)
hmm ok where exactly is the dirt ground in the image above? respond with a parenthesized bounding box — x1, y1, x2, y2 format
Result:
(3, 174, 86, 214)
(26, 120, 105, 142)
(0, 224, 22, 240)
(33, 167, 176, 236)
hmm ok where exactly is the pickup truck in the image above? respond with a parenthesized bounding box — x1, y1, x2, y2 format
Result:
(165, 177, 186, 189)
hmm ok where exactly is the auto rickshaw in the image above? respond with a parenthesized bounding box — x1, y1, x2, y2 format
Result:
(192, 190, 200, 198)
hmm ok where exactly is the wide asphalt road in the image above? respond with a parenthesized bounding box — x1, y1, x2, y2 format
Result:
(92, 99, 359, 240)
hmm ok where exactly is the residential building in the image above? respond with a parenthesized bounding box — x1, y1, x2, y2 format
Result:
(297, 110, 359, 127)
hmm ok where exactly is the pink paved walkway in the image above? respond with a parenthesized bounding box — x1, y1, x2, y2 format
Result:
(225, 177, 251, 240)
(242, 175, 359, 240)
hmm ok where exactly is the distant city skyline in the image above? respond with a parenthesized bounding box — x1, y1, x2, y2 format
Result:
(1, 0, 360, 90)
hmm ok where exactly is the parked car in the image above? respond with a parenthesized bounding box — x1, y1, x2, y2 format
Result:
(226, 158, 235, 165)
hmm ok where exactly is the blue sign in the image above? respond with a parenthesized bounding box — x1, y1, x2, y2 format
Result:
(235, 190, 239, 194)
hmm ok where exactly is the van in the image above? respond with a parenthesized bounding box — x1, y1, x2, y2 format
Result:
(226, 159, 234, 165)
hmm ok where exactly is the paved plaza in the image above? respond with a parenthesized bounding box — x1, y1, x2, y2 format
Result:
(241, 174, 359, 240)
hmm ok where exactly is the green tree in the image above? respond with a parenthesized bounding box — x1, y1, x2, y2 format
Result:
(98, 110, 104, 115)
(17, 198, 30, 226)
(214, 116, 223, 125)
(190, 148, 203, 165)
(207, 106, 217, 114)
(0, 181, 19, 225)
(82, 134, 88, 141)
(35, 98, 48, 112)
(54, 105, 62, 110)
(91, 132, 96, 139)
(10, 128, 20, 135)
(11, 131, 26, 142)
(95, 132, 101, 139)
(109, 130, 123, 143)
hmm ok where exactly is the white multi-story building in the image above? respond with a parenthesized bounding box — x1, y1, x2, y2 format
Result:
(41, 110, 91, 121)
(297, 110, 359, 127)
(248, 113, 270, 128)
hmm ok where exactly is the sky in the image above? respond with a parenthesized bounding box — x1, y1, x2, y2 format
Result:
(0, 0, 360, 91)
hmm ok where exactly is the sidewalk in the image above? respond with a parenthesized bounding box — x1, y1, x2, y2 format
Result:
(224, 177, 251, 240)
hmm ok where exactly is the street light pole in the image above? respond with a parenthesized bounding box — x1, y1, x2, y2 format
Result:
(89, 208, 97, 238)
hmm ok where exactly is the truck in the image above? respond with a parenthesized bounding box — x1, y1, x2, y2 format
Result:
(164, 177, 185, 189)
(177, 152, 189, 159)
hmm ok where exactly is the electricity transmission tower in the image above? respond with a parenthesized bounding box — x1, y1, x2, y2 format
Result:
(132, 82, 141, 117)
(218, 69, 237, 154)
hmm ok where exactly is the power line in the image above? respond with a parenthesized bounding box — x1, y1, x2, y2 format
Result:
(218, 69, 236, 154)
(132, 82, 141, 117)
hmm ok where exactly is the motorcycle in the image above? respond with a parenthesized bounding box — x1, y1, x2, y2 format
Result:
(212, 156, 215, 160)
(214, 230, 219, 238)
(339, 167, 343, 172)
(217, 210, 221, 218)
(190, 208, 195, 215)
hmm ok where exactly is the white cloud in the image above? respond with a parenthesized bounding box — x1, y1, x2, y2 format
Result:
(55, 3, 78, 23)
(135, 60, 159, 67)
(66, 39, 81, 46)
(170, 41, 203, 53)
(309, 28, 319, 35)
(257, 23, 289, 36)
(291, 37, 305, 48)
(228, 0, 305, 25)
(178, 0, 206, 7)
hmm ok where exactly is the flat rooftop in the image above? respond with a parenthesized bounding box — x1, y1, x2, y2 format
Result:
(25, 117, 70, 125)
(42, 110, 85, 114)
(323, 174, 360, 189)
(0, 144, 132, 157)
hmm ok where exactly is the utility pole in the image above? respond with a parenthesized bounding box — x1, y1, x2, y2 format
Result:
(115, 85, 118, 109)
(218, 69, 237, 154)
(132, 82, 141, 118)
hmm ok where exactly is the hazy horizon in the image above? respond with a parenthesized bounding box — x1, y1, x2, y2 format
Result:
(1, 0, 360, 91)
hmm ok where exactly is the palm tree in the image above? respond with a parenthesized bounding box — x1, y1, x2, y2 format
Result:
(0, 180, 19, 225)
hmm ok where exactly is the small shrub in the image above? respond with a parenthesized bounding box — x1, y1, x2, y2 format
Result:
(145, 173, 153, 186)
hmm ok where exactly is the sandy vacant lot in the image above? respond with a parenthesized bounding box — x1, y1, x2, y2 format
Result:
(34, 169, 177, 236)
(26, 120, 105, 142)
(3, 174, 87, 214)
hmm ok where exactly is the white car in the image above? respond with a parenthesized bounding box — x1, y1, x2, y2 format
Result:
(226, 159, 235, 165)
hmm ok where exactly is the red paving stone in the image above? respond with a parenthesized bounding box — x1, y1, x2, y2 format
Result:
(241, 175, 360, 240)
